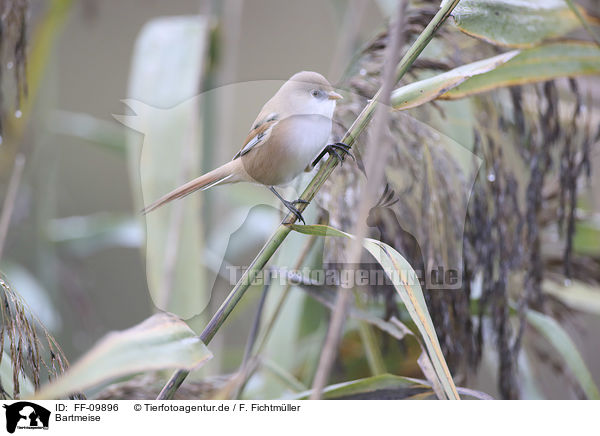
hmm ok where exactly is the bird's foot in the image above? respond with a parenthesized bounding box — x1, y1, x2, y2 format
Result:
(281, 199, 307, 224)
(269, 186, 309, 224)
(312, 142, 355, 167)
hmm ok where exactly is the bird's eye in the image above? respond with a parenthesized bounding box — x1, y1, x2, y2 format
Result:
(311, 89, 320, 97)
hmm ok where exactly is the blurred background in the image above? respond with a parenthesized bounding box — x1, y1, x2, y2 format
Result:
(1, 0, 384, 351)
(1, 0, 599, 400)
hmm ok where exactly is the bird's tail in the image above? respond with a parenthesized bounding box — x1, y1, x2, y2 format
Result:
(142, 159, 242, 214)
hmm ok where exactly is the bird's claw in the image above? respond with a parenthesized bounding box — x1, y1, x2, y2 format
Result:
(312, 142, 354, 168)
(331, 142, 354, 156)
(322, 142, 355, 167)
(282, 200, 306, 224)
(269, 187, 308, 224)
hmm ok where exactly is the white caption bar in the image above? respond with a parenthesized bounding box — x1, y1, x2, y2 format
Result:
(0, 400, 595, 435)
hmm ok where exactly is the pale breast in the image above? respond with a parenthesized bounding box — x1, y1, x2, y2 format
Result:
(240, 114, 332, 186)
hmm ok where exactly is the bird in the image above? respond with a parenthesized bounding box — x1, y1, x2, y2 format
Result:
(141, 71, 352, 223)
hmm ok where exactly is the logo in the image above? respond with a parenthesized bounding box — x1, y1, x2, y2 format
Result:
(3, 402, 50, 433)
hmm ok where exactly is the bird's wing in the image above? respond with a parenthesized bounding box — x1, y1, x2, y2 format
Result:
(232, 114, 279, 160)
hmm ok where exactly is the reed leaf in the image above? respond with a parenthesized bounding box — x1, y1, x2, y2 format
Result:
(33, 313, 212, 399)
(289, 223, 459, 400)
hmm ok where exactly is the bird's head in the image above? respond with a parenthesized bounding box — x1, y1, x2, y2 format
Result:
(281, 71, 342, 119)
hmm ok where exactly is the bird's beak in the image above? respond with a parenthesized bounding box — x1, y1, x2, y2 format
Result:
(328, 91, 343, 100)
